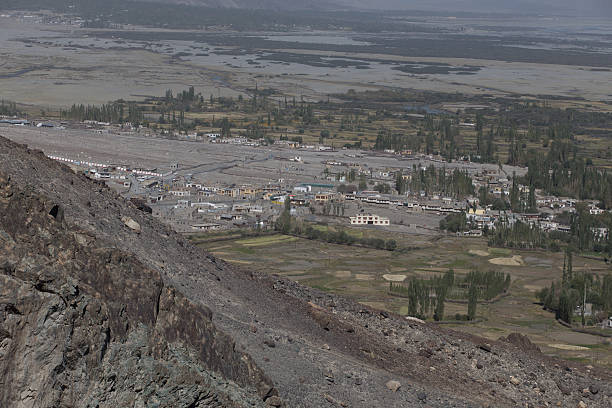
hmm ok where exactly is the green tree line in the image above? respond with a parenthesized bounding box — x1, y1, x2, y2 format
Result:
(60, 102, 143, 125)
(390, 270, 510, 321)
(537, 249, 612, 325)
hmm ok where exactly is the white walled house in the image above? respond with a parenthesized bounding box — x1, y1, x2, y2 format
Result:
(170, 189, 191, 197)
(349, 214, 390, 226)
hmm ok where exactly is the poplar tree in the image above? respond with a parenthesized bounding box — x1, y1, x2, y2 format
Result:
(467, 283, 477, 320)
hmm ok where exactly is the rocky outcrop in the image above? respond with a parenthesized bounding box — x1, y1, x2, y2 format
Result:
(501, 332, 542, 355)
(0, 169, 273, 407)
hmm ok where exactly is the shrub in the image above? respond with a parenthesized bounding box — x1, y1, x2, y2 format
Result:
(385, 239, 397, 251)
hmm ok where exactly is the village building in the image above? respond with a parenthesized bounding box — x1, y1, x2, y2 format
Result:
(191, 223, 222, 231)
(315, 193, 334, 203)
(349, 214, 390, 226)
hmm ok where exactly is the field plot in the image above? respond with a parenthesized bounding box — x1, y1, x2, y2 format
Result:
(194, 232, 612, 368)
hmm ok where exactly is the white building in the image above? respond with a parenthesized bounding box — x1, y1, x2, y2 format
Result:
(170, 189, 191, 197)
(191, 223, 222, 231)
(349, 214, 390, 226)
(293, 186, 310, 193)
(175, 199, 191, 209)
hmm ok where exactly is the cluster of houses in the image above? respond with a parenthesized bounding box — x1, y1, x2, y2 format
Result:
(0, 11, 85, 26)
(143, 175, 401, 232)
(47, 155, 163, 182)
(114, 163, 611, 238)
(149, 177, 287, 232)
(33, 117, 610, 240)
(207, 135, 339, 151)
(43, 141, 612, 240)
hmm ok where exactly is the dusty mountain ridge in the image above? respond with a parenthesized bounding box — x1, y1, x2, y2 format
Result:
(0, 134, 610, 407)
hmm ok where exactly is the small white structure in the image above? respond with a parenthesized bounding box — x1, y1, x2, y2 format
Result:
(349, 214, 390, 226)
(170, 189, 191, 197)
(457, 230, 484, 237)
(175, 199, 191, 209)
(293, 186, 310, 193)
(192, 223, 222, 231)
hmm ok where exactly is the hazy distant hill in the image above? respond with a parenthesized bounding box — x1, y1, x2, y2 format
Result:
(140, 0, 612, 16)
(140, 0, 342, 11)
(340, 0, 612, 16)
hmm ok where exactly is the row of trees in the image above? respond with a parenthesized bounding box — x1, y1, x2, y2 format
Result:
(148, 86, 331, 137)
(299, 225, 397, 251)
(389, 271, 453, 321)
(488, 204, 612, 256)
(60, 102, 144, 125)
(408, 164, 474, 199)
(373, 127, 421, 153)
(0, 100, 20, 116)
(439, 212, 468, 233)
(451, 270, 512, 301)
(473, 122, 497, 162)
(335, 166, 473, 198)
(389, 270, 510, 321)
(570, 203, 612, 253)
(537, 249, 612, 325)
(495, 100, 612, 133)
(523, 140, 612, 206)
(371, 116, 469, 162)
(488, 220, 556, 250)
(509, 172, 537, 213)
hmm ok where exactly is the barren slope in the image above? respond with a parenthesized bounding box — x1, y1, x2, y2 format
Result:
(0, 134, 610, 407)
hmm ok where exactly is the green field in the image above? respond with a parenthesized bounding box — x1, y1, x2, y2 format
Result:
(192, 230, 612, 368)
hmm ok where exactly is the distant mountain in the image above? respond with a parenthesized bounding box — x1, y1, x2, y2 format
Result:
(141, 0, 612, 16)
(338, 0, 611, 16)
(140, 0, 343, 11)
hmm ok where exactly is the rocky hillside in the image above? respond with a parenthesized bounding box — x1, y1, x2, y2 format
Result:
(0, 141, 273, 406)
(0, 134, 610, 407)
